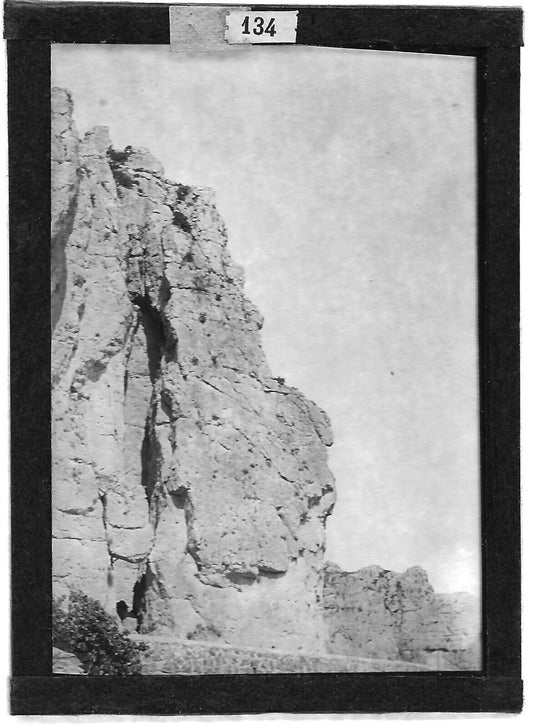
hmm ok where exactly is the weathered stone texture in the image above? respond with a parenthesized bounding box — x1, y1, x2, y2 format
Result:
(323, 562, 481, 670)
(52, 89, 336, 652)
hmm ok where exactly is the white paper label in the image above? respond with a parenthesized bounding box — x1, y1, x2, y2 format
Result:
(225, 10, 298, 44)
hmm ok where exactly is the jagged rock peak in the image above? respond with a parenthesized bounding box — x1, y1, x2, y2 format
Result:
(51, 89, 336, 654)
(323, 563, 480, 670)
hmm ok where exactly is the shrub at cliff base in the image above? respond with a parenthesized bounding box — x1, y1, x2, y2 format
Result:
(52, 589, 146, 675)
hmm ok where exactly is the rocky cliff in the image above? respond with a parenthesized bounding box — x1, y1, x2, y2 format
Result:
(51, 88, 336, 653)
(323, 563, 481, 670)
(52, 89, 480, 670)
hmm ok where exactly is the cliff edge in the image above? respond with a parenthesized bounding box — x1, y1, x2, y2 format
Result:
(52, 89, 480, 670)
(52, 88, 336, 653)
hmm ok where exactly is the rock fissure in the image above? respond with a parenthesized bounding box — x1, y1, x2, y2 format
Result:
(52, 184, 81, 331)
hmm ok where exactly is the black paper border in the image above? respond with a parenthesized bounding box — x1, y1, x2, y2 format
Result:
(6, 1, 522, 715)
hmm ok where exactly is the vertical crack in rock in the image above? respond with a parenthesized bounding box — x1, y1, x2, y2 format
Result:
(140, 414, 156, 506)
(52, 187, 80, 330)
(130, 294, 166, 383)
(51, 88, 81, 332)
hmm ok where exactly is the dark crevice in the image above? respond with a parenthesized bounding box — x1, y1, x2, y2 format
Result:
(52, 183, 80, 331)
(226, 571, 257, 586)
(130, 291, 178, 373)
(133, 573, 147, 620)
(131, 293, 165, 381)
(160, 275, 171, 304)
(116, 600, 129, 621)
(140, 420, 152, 500)
(258, 567, 286, 580)
(141, 403, 160, 506)
(115, 572, 148, 633)
(162, 317, 178, 362)
(160, 390, 175, 421)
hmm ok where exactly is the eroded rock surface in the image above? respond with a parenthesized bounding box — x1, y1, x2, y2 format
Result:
(323, 562, 481, 670)
(52, 88, 336, 652)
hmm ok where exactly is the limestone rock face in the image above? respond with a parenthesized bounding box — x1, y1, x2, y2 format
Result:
(52, 89, 336, 652)
(323, 562, 481, 670)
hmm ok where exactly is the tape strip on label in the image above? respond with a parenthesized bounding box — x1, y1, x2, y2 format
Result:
(169, 5, 250, 53)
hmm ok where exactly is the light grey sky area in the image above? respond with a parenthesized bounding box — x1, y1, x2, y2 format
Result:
(52, 44, 479, 595)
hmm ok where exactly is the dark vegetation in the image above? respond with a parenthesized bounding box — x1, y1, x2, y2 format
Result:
(107, 146, 136, 190)
(172, 209, 192, 233)
(52, 589, 146, 675)
(176, 184, 191, 201)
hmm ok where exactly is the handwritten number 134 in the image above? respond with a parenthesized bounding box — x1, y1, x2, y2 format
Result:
(241, 16, 277, 36)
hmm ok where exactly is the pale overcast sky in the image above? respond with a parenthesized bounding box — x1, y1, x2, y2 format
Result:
(52, 44, 479, 595)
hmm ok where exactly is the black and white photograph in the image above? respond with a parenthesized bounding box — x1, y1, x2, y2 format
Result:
(50, 33, 480, 675)
(5, 0, 524, 715)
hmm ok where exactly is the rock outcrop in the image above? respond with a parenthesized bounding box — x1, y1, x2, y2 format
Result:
(52, 88, 336, 653)
(323, 562, 481, 670)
